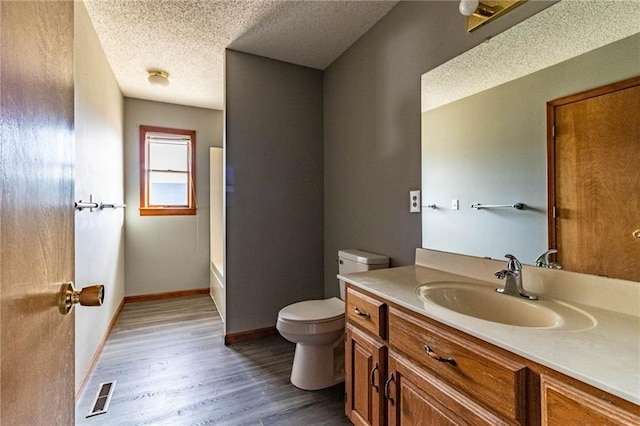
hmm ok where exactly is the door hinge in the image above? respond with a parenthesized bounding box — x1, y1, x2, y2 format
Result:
(552, 125, 556, 138)
(552, 206, 557, 219)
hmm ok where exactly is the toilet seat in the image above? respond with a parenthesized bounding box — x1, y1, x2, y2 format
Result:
(278, 297, 345, 324)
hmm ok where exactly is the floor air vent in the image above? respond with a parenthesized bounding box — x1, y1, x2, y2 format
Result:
(86, 381, 116, 418)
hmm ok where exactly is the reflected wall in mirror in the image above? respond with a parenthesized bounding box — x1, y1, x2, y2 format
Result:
(420, 0, 640, 275)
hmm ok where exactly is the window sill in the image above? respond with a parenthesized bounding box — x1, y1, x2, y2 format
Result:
(139, 207, 196, 216)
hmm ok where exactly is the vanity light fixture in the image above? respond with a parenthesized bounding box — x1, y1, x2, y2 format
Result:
(459, 0, 525, 32)
(459, 0, 494, 17)
(147, 69, 169, 86)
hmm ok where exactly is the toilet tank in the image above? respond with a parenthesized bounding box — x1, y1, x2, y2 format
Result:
(338, 249, 389, 299)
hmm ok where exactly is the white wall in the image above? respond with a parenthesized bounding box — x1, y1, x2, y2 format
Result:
(210, 148, 224, 276)
(209, 148, 225, 320)
(74, 1, 125, 390)
(124, 99, 223, 296)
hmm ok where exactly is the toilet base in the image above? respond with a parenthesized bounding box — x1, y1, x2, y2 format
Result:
(290, 339, 345, 391)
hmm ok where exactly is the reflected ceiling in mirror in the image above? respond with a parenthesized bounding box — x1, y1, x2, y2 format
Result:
(421, 0, 640, 113)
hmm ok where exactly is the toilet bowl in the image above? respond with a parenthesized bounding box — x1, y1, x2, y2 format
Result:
(277, 298, 345, 390)
(276, 249, 389, 391)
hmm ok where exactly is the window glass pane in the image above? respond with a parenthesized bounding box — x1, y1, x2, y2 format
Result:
(149, 141, 188, 171)
(149, 171, 188, 206)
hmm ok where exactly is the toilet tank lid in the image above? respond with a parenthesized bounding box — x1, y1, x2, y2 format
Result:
(338, 249, 389, 265)
(279, 298, 345, 322)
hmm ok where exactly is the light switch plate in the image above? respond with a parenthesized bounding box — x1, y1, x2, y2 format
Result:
(451, 199, 459, 210)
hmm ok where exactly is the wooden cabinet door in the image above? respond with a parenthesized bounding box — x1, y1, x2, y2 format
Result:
(346, 324, 387, 426)
(387, 350, 512, 426)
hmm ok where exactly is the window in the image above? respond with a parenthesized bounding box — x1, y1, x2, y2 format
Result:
(139, 125, 196, 216)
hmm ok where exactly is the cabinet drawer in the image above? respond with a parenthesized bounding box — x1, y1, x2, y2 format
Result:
(541, 374, 640, 425)
(389, 307, 527, 423)
(346, 287, 387, 339)
(388, 350, 513, 426)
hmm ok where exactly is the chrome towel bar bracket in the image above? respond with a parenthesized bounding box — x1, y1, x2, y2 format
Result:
(75, 193, 126, 212)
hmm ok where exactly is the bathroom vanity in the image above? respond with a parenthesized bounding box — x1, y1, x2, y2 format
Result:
(341, 249, 640, 425)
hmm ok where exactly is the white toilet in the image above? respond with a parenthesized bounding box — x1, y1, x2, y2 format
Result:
(276, 249, 389, 390)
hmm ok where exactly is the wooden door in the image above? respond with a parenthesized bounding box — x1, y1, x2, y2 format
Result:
(1, 1, 75, 424)
(549, 77, 640, 281)
(345, 324, 386, 426)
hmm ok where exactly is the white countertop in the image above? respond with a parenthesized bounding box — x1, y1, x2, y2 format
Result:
(339, 264, 640, 405)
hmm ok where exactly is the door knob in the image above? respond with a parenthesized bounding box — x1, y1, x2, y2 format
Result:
(59, 281, 104, 315)
(633, 230, 640, 239)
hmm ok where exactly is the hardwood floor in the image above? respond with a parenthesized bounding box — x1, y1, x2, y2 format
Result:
(76, 295, 350, 425)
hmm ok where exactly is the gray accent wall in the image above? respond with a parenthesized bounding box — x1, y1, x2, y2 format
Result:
(123, 98, 223, 296)
(74, 1, 125, 388)
(322, 1, 555, 297)
(225, 50, 324, 335)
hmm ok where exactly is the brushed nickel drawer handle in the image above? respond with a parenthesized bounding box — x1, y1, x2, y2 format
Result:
(384, 373, 395, 405)
(354, 307, 371, 319)
(370, 363, 379, 393)
(425, 345, 457, 366)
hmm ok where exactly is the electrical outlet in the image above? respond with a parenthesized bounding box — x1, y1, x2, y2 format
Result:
(410, 190, 421, 213)
(451, 199, 459, 210)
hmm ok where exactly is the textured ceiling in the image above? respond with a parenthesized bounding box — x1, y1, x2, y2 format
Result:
(421, 0, 640, 112)
(84, 0, 398, 110)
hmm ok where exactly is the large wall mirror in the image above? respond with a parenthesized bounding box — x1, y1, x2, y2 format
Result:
(420, 0, 640, 278)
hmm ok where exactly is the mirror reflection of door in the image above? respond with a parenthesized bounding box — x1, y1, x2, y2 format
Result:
(548, 76, 640, 281)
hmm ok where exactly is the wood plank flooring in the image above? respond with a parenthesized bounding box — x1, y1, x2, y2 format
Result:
(76, 295, 350, 425)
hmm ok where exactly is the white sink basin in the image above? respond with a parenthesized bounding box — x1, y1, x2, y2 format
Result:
(416, 282, 596, 331)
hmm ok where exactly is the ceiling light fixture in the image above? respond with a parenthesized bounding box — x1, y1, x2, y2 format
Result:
(460, 1, 525, 32)
(147, 69, 169, 86)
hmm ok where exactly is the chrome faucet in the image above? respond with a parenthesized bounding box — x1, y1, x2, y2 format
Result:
(495, 254, 538, 300)
(535, 249, 562, 269)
